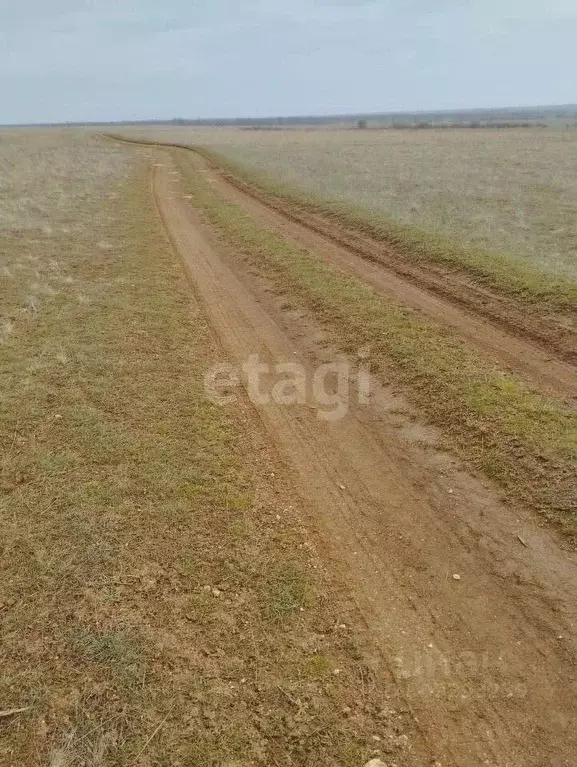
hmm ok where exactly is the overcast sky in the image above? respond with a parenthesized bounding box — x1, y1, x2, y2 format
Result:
(1, 0, 576, 123)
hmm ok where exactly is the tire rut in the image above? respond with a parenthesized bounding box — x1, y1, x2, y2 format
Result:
(150, 151, 577, 767)
(183, 150, 576, 405)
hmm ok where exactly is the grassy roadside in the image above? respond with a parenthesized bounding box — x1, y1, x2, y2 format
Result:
(0, 137, 419, 766)
(110, 132, 577, 320)
(113, 129, 577, 318)
(174, 148, 577, 539)
(191, 146, 577, 318)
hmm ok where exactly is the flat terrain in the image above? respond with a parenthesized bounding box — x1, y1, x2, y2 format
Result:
(1, 132, 420, 766)
(126, 126, 577, 279)
(178, 147, 577, 398)
(151, 146, 577, 766)
(114, 134, 577, 531)
(1, 129, 576, 766)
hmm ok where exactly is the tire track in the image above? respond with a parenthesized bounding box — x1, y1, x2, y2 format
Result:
(150, 150, 577, 767)
(183, 149, 577, 405)
(109, 133, 576, 402)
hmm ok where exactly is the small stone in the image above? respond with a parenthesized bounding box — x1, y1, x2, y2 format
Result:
(364, 760, 388, 767)
(557, 635, 564, 640)
(427, 643, 434, 649)
(452, 574, 461, 581)
(211, 588, 221, 597)
(54, 414, 63, 420)
(333, 668, 341, 675)
(339, 484, 346, 491)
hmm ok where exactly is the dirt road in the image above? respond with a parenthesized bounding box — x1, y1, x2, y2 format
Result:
(183, 149, 576, 405)
(148, 150, 577, 767)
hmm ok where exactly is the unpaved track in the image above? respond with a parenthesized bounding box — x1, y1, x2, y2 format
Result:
(181, 150, 577, 405)
(149, 151, 577, 767)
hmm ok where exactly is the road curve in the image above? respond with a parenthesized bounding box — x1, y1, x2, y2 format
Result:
(109, 133, 577, 403)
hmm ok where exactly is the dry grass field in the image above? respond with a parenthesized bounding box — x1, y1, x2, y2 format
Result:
(170, 145, 577, 533)
(128, 126, 577, 280)
(0, 130, 415, 766)
(2, 128, 576, 766)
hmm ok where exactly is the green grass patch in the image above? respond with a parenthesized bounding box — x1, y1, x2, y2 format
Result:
(260, 563, 311, 624)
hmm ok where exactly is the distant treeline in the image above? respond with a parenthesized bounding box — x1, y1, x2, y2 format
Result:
(242, 120, 549, 132)
(4, 104, 577, 130)
(350, 120, 548, 130)
(169, 104, 577, 129)
(169, 107, 576, 129)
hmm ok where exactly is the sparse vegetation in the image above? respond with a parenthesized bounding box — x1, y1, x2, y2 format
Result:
(124, 126, 577, 286)
(0, 132, 417, 766)
(192, 144, 577, 322)
(173, 147, 577, 535)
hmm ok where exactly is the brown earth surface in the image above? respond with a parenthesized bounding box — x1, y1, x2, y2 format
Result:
(186, 148, 576, 405)
(111, 134, 577, 402)
(146, 147, 577, 767)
